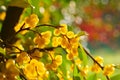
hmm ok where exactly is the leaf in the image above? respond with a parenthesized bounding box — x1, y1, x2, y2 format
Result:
(78, 43, 88, 66)
(56, 47, 69, 80)
(76, 31, 88, 37)
(111, 74, 120, 80)
(0, 47, 6, 55)
(49, 70, 59, 80)
(28, 0, 40, 15)
(73, 65, 78, 76)
(114, 64, 120, 69)
(73, 76, 81, 80)
(73, 65, 80, 80)
(87, 73, 97, 80)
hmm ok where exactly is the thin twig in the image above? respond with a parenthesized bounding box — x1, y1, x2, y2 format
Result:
(83, 48, 110, 80)
(15, 27, 30, 35)
(29, 29, 41, 36)
(83, 48, 103, 69)
(36, 24, 61, 28)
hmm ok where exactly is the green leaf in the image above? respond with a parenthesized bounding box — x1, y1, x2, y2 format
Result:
(77, 31, 88, 37)
(56, 47, 69, 80)
(73, 65, 78, 76)
(49, 70, 59, 80)
(28, 0, 40, 15)
(78, 44, 88, 66)
(15, 75, 23, 80)
(87, 73, 97, 80)
(73, 65, 80, 80)
(0, 47, 6, 55)
(28, 0, 40, 7)
(114, 64, 120, 69)
(37, 26, 54, 32)
(111, 74, 120, 80)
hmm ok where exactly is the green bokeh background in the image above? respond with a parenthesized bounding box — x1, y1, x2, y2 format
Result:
(0, 0, 120, 64)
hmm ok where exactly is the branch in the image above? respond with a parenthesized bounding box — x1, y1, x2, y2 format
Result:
(36, 24, 61, 28)
(83, 48, 110, 80)
(1, 6, 24, 44)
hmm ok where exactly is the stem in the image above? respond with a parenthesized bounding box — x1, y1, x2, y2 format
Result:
(83, 48, 103, 69)
(29, 29, 41, 36)
(27, 47, 54, 54)
(36, 24, 61, 28)
(83, 48, 110, 80)
(10, 45, 23, 52)
(106, 75, 110, 80)
(15, 27, 30, 35)
(15, 25, 41, 37)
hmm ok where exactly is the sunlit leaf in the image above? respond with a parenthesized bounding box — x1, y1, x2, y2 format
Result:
(49, 70, 59, 80)
(87, 73, 97, 80)
(0, 47, 6, 55)
(28, 0, 40, 15)
(77, 31, 88, 37)
(114, 64, 120, 69)
(111, 74, 120, 80)
(73, 65, 80, 79)
(78, 44, 88, 66)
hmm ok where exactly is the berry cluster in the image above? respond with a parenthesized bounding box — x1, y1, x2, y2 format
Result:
(0, 14, 116, 80)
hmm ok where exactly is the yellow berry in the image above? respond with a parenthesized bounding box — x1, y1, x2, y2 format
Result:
(54, 28, 61, 36)
(41, 31, 51, 41)
(34, 31, 51, 48)
(52, 37, 62, 47)
(41, 31, 52, 45)
(55, 55, 62, 65)
(103, 64, 115, 76)
(31, 49, 43, 59)
(66, 53, 74, 60)
(66, 31, 75, 39)
(95, 56, 103, 65)
(48, 51, 55, 60)
(57, 72, 64, 80)
(60, 24, 68, 34)
(70, 37, 79, 47)
(0, 12, 6, 20)
(25, 14, 39, 28)
(35, 61, 46, 76)
(91, 56, 103, 73)
(24, 63, 37, 79)
(51, 61, 58, 70)
(34, 35, 46, 48)
(61, 36, 69, 48)
(52, 37, 59, 47)
(6, 59, 19, 75)
(16, 52, 30, 65)
(71, 47, 78, 57)
(91, 64, 101, 73)
(75, 58, 82, 65)
(6, 59, 15, 69)
(14, 21, 25, 32)
(24, 59, 46, 79)
(80, 66, 89, 77)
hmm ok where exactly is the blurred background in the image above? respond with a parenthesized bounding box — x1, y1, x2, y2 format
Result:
(0, 0, 120, 64)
